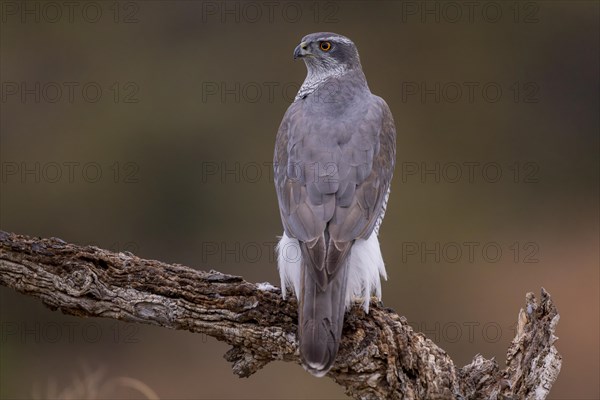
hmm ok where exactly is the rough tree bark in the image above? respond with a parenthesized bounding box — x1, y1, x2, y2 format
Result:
(0, 231, 561, 399)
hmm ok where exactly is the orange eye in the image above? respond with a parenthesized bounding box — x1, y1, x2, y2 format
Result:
(320, 41, 332, 51)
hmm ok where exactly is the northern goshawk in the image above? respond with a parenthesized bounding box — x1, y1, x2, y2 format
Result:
(274, 32, 396, 377)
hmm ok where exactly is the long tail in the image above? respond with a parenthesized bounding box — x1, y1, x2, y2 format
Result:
(298, 256, 349, 377)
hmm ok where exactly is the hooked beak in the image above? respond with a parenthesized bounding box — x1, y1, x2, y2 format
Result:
(293, 42, 310, 60)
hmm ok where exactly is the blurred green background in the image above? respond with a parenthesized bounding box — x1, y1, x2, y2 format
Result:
(1, 1, 598, 399)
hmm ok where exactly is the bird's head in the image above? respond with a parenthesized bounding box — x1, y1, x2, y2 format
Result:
(293, 32, 361, 74)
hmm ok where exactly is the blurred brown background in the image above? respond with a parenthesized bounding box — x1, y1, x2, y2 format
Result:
(1, 1, 598, 399)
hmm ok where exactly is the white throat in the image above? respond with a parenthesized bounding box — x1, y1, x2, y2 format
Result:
(295, 63, 348, 101)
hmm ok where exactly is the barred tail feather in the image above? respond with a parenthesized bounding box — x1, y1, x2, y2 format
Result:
(298, 257, 349, 377)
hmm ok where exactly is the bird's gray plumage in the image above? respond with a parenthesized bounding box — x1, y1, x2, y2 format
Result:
(274, 32, 396, 377)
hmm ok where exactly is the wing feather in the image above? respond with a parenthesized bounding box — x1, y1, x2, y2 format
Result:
(274, 94, 396, 284)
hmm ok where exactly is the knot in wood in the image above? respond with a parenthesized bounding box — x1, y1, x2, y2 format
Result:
(57, 263, 95, 296)
(134, 301, 171, 324)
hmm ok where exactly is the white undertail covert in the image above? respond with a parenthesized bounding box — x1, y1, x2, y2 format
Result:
(276, 232, 387, 313)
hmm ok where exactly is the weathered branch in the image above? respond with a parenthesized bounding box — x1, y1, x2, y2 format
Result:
(0, 231, 561, 399)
